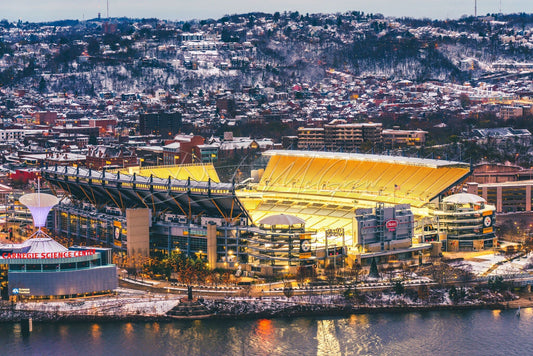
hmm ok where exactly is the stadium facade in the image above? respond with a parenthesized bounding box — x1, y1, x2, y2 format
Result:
(237, 150, 472, 261)
(41, 150, 477, 274)
(42, 164, 252, 270)
(434, 193, 496, 251)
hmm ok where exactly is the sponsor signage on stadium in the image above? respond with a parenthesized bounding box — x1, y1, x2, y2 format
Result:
(1, 249, 96, 260)
(483, 227, 493, 234)
(299, 233, 312, 259)
(325, 228, 344, 239)
(386, 220, 398, 232)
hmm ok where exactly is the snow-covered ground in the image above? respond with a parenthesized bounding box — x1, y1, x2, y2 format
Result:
(13, 288, 180, 317)
(450, 252, 533, 277)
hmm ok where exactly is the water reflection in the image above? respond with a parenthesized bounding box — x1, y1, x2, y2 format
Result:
(348, 314, 369, 326)
(2, 310, 533, 356)
(522, 307, 533, 317)
(123, 322, 134, 338)
(317, 320, 341, 356)
(492, 309, 501, 319)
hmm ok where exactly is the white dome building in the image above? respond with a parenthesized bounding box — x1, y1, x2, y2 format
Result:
(0, 193, 117, 300)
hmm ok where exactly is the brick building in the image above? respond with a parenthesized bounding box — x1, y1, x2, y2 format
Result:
(86, 145, 138, 169)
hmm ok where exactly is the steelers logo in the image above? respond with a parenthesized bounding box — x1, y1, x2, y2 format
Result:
(301, 240, 311, 252)
(483, 216, 492, 228)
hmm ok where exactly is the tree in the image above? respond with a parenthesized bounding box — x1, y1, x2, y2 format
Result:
(351, 262, 363, 283)
(459, 93, 471, 108)
(296, 265, 316, 287)
(488, 276, 507, 292)
(458, 265, 474, 285)
(343, 284, 359, 302)
(87, 37, 100, 56)
(221, 28, 238, 42)
(38, 77, 46, 93)
(325, 263, 337, 286)
(392, 279, 405, 295)
(369, 258, 379, 279)
(182, 22, 191, 32)
(449, 285, 460, 303)
(283, 281, 294, 299)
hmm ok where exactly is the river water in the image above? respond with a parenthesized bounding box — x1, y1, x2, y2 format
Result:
(1, 308, 531, 356)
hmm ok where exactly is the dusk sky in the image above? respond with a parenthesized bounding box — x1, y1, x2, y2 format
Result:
(1, 0, 532, 22)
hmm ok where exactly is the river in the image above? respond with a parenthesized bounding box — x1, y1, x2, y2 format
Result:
(1, 308, 530, 356)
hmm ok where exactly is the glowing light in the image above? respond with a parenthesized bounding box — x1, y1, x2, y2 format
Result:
(91, 323, 101, 340)
(124, 323, 134, 337)
(19, 193, 59, 228)
(256, 319, 274, 342)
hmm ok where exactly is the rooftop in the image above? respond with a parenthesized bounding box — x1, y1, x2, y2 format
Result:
(263, 150, 469, 169)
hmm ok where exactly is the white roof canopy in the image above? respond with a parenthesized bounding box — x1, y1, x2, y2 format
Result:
(19, 193, 59, 228)
(443, 193, 486, 205)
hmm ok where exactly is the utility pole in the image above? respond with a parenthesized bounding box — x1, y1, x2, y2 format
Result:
(475, 0, 477, 17)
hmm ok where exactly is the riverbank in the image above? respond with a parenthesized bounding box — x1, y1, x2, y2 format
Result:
(205, 301, 508, 320)
(505, 291, 533, 308)
(0, 287, 528, 323)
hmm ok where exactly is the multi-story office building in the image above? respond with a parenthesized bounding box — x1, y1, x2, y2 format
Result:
(297, 127, 325, 150)
(0, 129, 25, 142)
(324, 122, 382, 152)
(467, 181, 533, 213)
(297, 121, 383, 152)
(382, 129, 427, 148)
(139, 110, 182, 137)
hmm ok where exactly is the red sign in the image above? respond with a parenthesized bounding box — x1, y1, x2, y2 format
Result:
(1, 249, 96, 260)
(386, 220, 398, 231)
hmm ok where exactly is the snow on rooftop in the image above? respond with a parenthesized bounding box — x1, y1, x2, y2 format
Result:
(264, 150, 469, 169)
(443, 193, 486, 205)
(21, 237, 68, 254)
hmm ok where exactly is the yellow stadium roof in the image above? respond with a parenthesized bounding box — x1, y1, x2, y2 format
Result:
(252, 150, 470, 208)
(118, 163, 220, 182)
(238, 150, 471, 241)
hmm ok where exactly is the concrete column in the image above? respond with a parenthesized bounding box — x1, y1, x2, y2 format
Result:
(527, 185, 531, 212)
(126, 208, 150, 259)
(207, 222, 217, 269)
(497, 186, 503, 213)
(482, 186, 488, 201)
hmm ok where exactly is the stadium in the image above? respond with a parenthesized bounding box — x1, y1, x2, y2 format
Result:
(40, 149, 476, 273)
(42, 163, 251, 270)
(237, 150, 473, 263)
